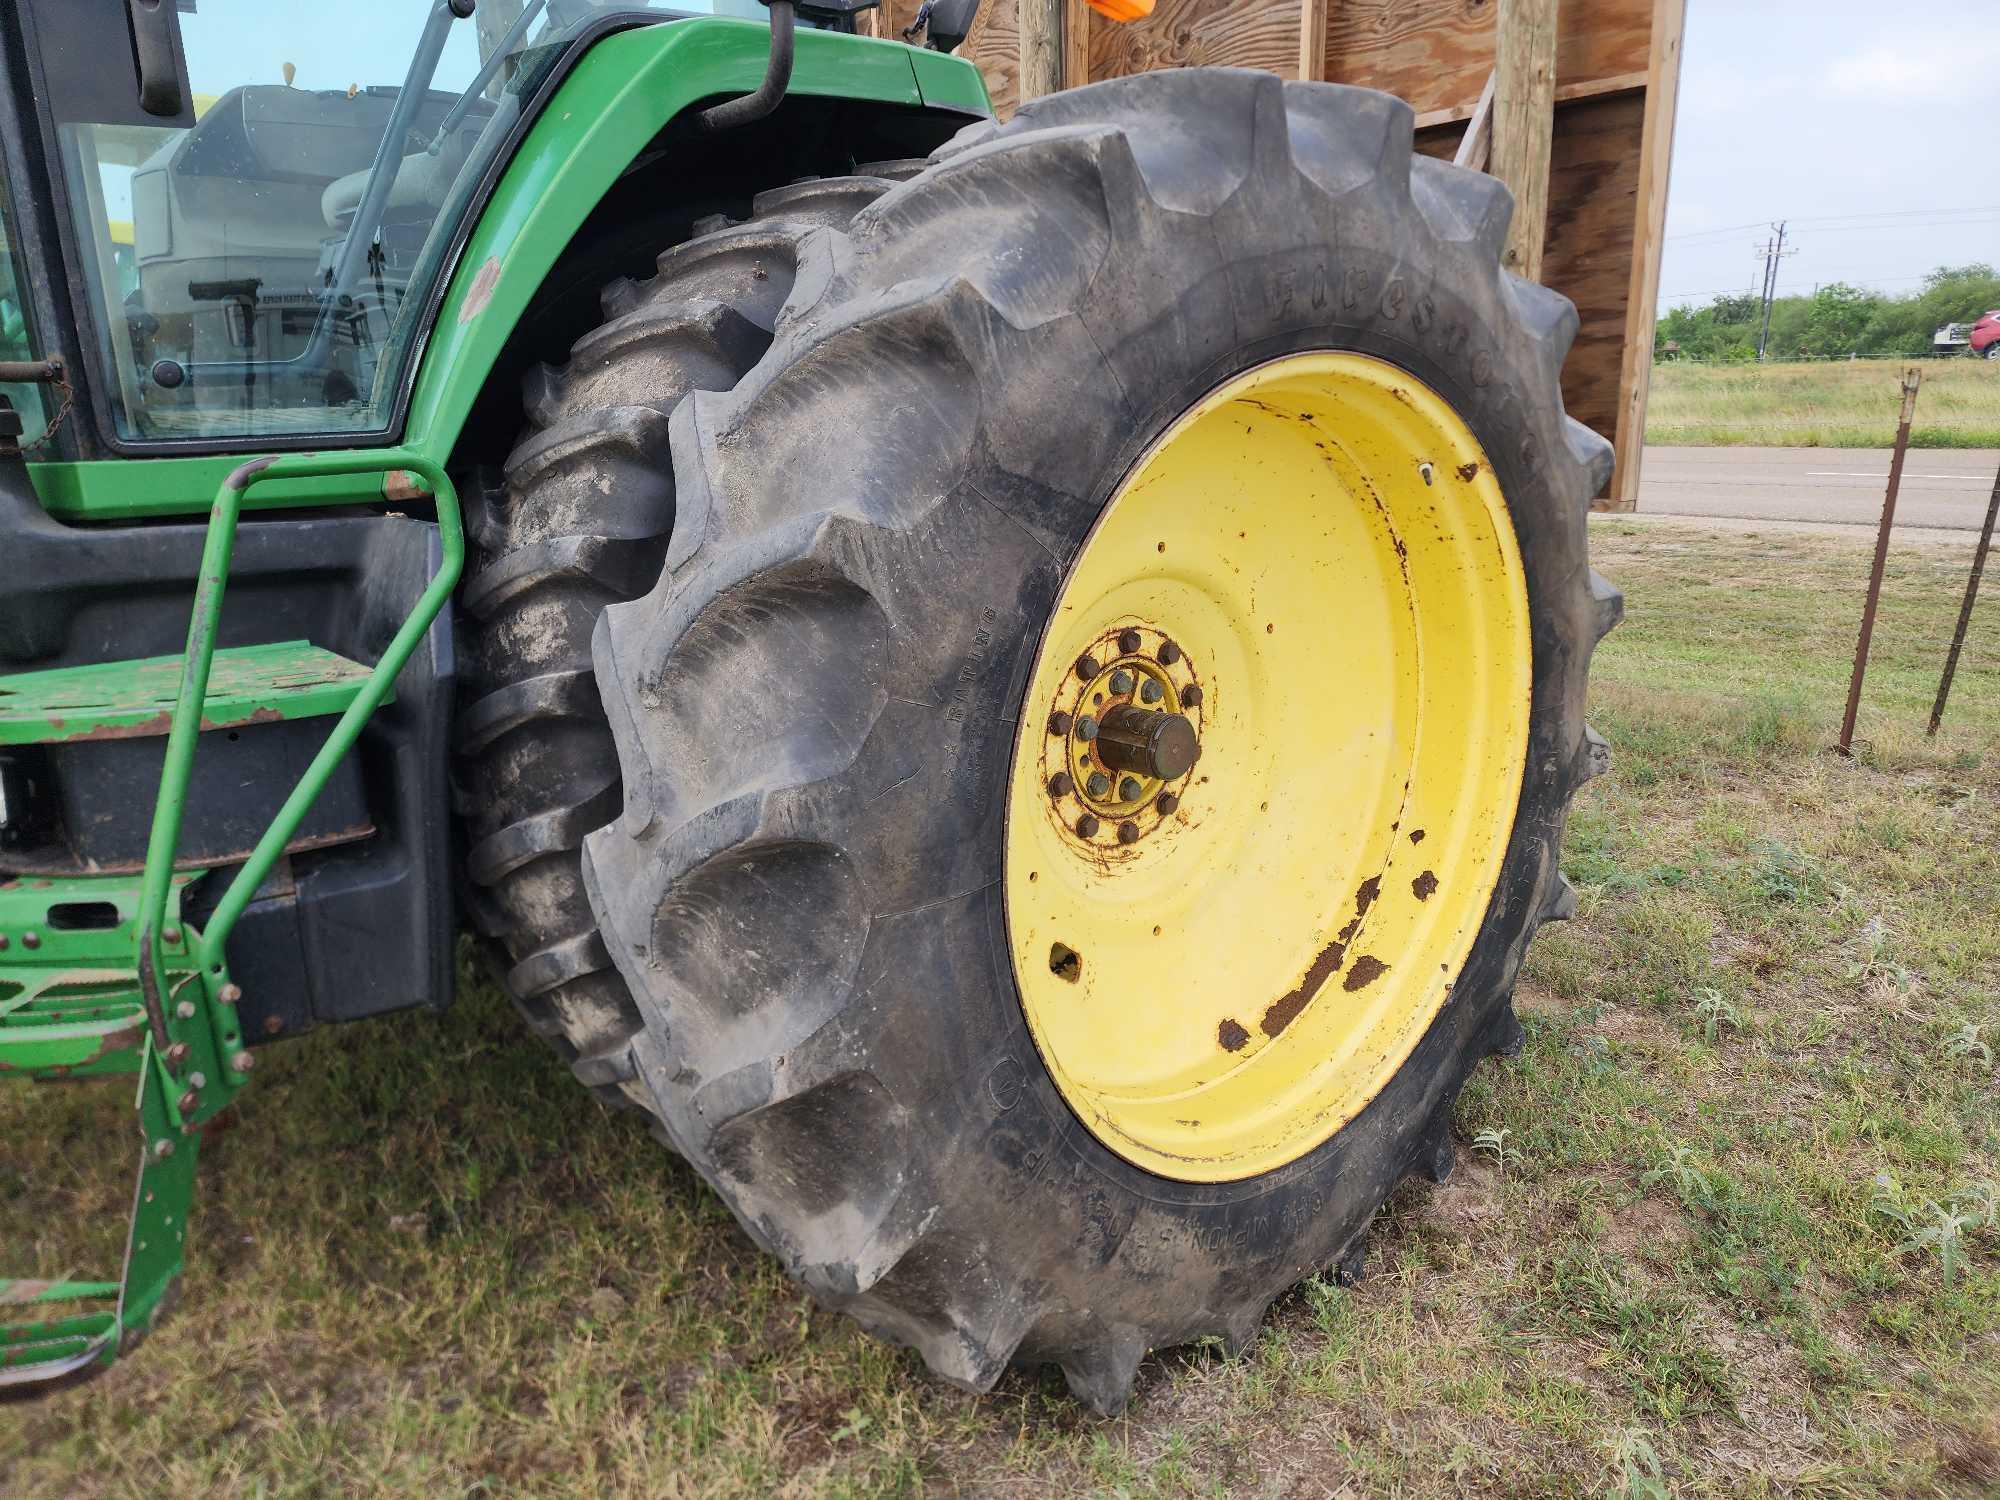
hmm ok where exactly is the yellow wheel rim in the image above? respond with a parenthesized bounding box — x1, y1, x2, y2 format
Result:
(1003, 353, 1532, 1182)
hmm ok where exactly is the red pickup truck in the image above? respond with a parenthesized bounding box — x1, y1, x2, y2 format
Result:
(1973, 309, 2000, 358)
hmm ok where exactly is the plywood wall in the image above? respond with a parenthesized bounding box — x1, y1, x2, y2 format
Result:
(954, 0, 1684, 509)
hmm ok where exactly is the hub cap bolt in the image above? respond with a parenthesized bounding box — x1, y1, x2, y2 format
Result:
(1158, 639, 1182, 665)
(1075, 813, 1100, 838)
(1156, 792, 1180, 816)
(1108, 669, 1134, 696)
(1048, 772, 1074, 798)
(1048, 710, 1072, 736)
(1118, 628, 1143, 654)
(1118, 777, 1142, 802)
(1085, 772, 1111, 799)
(1139, 678, 1163, 704)
(1075, 715, 1099, 741)
(1117, 821, 1140, 845)
(1074, 654, 1099, 681)
(1180, 684, 1203, 709)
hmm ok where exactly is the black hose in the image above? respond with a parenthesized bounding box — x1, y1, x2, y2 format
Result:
(698, 1, 796, 132)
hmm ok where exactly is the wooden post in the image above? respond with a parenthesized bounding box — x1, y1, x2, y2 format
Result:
(1453, 70, 1497, 171)
(1064, 0, 1092, 91)
(1490, 0, 1557, 283)
(1609, 0, 1687, 509)
(1298, 0, 1327, 83)
(1021, 0, 1064, 99)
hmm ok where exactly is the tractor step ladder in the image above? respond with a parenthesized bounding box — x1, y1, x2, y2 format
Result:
(0, 450, 461, 1388)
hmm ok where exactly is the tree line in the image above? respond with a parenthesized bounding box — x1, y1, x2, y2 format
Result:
(1654, 264, 2000, 362)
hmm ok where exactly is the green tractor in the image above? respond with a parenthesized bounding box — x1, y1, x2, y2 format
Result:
(0, 0, 1618, 1411)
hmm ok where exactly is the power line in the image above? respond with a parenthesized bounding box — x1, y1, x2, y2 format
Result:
(1667, 206, 2000, 243)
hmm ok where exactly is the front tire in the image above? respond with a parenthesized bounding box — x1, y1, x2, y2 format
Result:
(581, 71, 1622, 1411)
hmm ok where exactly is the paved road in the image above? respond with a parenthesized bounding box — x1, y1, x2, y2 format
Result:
(1637, 446, 2000, 531)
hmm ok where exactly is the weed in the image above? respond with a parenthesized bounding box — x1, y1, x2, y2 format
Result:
(1472, 1126, 1514, 1176)
(1692, 988, 1743, 1044)
(1945, 1022, 1993, 1070)
(1643, 1143, 1712, 1205)
(1601, 1428, 1670, 1500)
(1897, 1201, 1983, 1285)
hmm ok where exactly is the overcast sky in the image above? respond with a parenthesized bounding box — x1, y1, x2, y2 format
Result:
(1658, 1, 2000, 310)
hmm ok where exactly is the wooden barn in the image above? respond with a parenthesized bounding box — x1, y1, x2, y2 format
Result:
(868, 0, 1685, 510)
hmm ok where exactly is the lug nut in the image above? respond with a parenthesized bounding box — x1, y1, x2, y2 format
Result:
(1180, 684, 1203, 709)
(217, 983, 242, 1006)
(175, 1000, 197, 1020)
(1074, 654, 1099, 681)
(189, 1072, 206, 1089)
(1047, 710, 1073, 736)
(1139, 678, 1164, 704)
(1158, 639, 1182, 665)
(1075, 813, 1100, 838)
(1117, 821, 1140, 845)
(1075, 715, 1099, 741)
(152, 1139, 175, 1160)
(1108, 669, 1134, 696)
(1048, 772, 1075, 798)
(165, 1042, 190, 1067)
(1118, 777, 1142, 802)
(1085, 772, 1111, 799)
(1118, 628, 1143, 654)
(1156, 792, 1180, 816)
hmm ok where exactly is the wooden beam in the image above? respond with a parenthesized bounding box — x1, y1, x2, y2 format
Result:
(1064, 0, 1092, 87)
(1608, 0, 1685, 510)
(1490, 0, 1558, 282)
(1415, 69, 1647, 131)
(1020, 0, 1063, 99)
(1452, 70, 1495, 171)
(1298, 0, 1328, 82)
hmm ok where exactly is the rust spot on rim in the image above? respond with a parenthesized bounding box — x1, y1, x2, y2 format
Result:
(1412, 870, 1438, 901)
(1259, 936, 1346, 1038)
(1217, 1018, 1250, 1052)
(1409, 828, 1426, 844)
(1455, 461, 1480, 482)
(1343, 955, 1389, 992)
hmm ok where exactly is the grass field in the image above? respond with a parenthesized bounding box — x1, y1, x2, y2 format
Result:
(1645, 359, 2000, 449)
(6, 521, 1999, 1498)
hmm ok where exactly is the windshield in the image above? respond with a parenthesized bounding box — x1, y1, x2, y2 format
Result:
(49, 0, 769, 446)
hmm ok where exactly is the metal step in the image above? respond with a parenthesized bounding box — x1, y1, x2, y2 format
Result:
(0, 640, 375, 746)
(0, 871, 214, 1386)
(1, 447, 461, 1390)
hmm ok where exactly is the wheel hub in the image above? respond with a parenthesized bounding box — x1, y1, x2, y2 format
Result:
(1040, 629, 1204, 846)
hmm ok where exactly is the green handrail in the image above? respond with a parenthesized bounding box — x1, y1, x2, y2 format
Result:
(132, 449, 463, 1024)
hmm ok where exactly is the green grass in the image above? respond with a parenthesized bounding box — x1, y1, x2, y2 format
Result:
(1646, 359, 2000, 448)
(5, 520, 2000, 1496)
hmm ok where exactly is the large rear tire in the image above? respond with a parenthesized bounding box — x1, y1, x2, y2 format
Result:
(561, 72, 1621, 1411)
(454, 175, 911, 1103)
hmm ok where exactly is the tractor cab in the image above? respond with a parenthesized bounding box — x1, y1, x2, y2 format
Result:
(2, 0, 778, 447)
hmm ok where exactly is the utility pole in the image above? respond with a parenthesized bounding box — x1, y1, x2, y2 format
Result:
(1753, 221, 1797, 361)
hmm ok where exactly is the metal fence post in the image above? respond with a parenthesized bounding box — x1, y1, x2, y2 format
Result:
(1927, 455, 2000, 736)
(1836, 367, 1921, 757)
